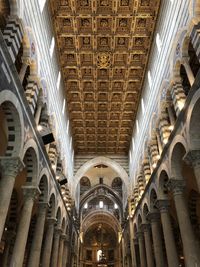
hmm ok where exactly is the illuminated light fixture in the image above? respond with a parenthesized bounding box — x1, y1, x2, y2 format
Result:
(67, 207, 71, 211)
(37, 125, 43, 131)
(84, 203, 88, 209)
(169, 125, 174, 131)
(152, 163, 157, 168)
(163, 138, 168, 144)
(114, 203, 118, 209)
(99, 200, 104, 208)
(52, 164, 56, 170)
(63, 196, 67, 200)
(156, 155, 160, 160)
(178, 100, 185, 110)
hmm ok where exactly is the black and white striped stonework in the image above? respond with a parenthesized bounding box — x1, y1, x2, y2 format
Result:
(3, 17, 24, 63)
(25, 80, 40, 115)
(191, 23, 200, 62)
(143, 159, 151, 182)
(2, 102, 21, 157)
(48, 143, 58, 167)
(171, 82, 186, 116)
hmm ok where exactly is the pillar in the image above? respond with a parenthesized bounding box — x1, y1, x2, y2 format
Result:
(19, 58, 30, 82)
(57, 233, 67, 267)
(136, 231, 147, 267)
(167, 105, 176, 125)
(35, 91, 44, 125)
(168, 179, 200, 267)
(156, 199, 179, 267)
(141, 224, 154, 267)
(184, 150, 200, 193)
(27, 202, 48, 267)
(147, 212, 165, 267)
(10, 186, 40, 267)
(62, 239, 69, 267)
(51, 227, 62, 267)
(41, 217, 56, 267)
(0, 157, 24, 241)
(2, 231, 15, 267)
(129, 219, 137, 267)
(183, 57, 195, 86)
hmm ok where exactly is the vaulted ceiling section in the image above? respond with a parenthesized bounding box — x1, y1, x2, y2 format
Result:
(49, 0, 160, 155)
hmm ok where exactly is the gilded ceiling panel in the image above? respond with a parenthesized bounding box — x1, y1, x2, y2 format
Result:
(50, 0, 160, 154)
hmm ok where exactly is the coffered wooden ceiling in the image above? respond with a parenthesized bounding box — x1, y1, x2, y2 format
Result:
(49, 0, 160, 155)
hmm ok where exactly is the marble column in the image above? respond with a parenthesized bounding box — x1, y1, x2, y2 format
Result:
(10, 186, 40, 267)
(41, 217, 56, 267)
(129, 218, 137, 267)
(19, 58, 30, 82)
(168, 179, 200, 267)
(141, 224, 154, 267)
(34, 91, 44, 125)
(167, 105, 176, 125)
(27, 202, 48, 267)
(147, 212, 165, 267)
(51, 227, 62, 267)
(136, 231, 147, 267)
(183, 57, 195, 86)
(2, 231, 15, 267)
(0, 157, 24, 241)
(62, 239, 69, 267)
(184, 150, 200, 193)
(57, 233, 67, 267)
(156, 199, 179, 267)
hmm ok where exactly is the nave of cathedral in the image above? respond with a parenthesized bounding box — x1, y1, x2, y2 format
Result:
(1, 0, 200, 266)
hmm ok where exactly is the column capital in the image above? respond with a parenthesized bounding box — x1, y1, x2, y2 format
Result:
(141, 223, 151, 232)
(22, 186, 41, 201)
(155, 199, 170, 213)
(167, 179, 185, 196)
(54, 227, 62, 238)
(147, 212, 160, 222)
(61, 233, 68, 240)
(0, 157, 24, 178)
(136, 231, 144, 239)
(38, 202, 48, 213)
(47, 217, 57, 225)
(184, 150, 200, 167)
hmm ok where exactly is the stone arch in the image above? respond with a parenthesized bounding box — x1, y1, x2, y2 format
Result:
(149, 187, 158, 212)
(48, 193, 56, 218)
(0, 90, 24, 158)
(170, 27, 188, 77)
(55, 206, 62, 227)
(22, 146, 38, 185)
(73, 156, 129, 197)
(186, 88, 200, 150)
(169, 136, 188, 179)
(158, 169, 170, 199)
(38, 174, 48, 202)
(142, 202, 149, 222)
(137, 213, 142, 229)
(61, 217, 66, 232)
